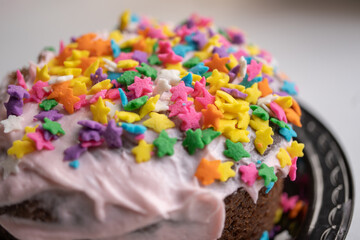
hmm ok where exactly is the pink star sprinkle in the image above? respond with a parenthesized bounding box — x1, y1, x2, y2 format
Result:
(158, 51, 183, 65)
(89, 90, 107, 104)
(281, 193, 299, 213)
(81, 139, 105, 148)
(233, 49, 248, 59)
(158, 41, 172, 54)
(270, 101, 288, 123)
(195, 89, 215, 109)
(73, 94, 88, 110)
(27, 130, 54, 150)
(178, 107, 202, 131)
(191, 77, 206, 98)
(28, 81, 49, 103)
(168, 100, 192, 117)
(128, 76, 153, 98)
(239, 163, 258, 186)
(114, 52, 133, 63)
(16, 70, 27, 89)
(170, 81, 194, 102)
(105, 88, 120, 100)
(247, 59, 263, 81)
(148, 27, 166, 39)
(289, 157, 298, 181)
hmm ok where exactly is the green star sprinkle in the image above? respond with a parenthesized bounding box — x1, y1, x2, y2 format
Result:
(270, 118, 290, 129)
(148, 54, 162, 65)
(117, 71, 142, 86)
(123, 95, 148, 111)
(201, 128, 221, 145)
(258, 163, 278, 187)
(43, 117, 65, 135)
(183, 57, 200, 68)
(223, 139, 250, 161)
(136, 63, 157, 80)
(39, 99, 58, 111)
(182, 129, 205, 155)
(250, 105, 269, 120)
(153, 130, 177, 157)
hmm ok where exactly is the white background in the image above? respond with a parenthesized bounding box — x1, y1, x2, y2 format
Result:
(0, 0, 359, 238)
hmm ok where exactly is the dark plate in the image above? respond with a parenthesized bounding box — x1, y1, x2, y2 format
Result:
(279, 106, 354, 239)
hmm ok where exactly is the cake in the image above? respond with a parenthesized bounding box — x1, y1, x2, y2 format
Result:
(0, 11, 305, 240)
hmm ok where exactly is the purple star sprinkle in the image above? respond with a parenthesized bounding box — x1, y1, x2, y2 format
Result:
(7, 85, 30, 99)
(232, 33, 245, 44)
(39, 127, 59, 141)
(212, 46, 228, 58)
(34, 110, 64, 122)
(274, 91, 289, 97)
(90, 67, 107, 84)
(103, 119, 123, 148)
(64, 144, 88, 161)
(79, 129, 102, 142)
(4, 97, 24, 117)
(78, 120, 106, 132)
(221, 87, 248, 99)
(263, 74, 274, 84)
(186, 19, 195, 28)
(132, 50, 148, 64)
(229, 65, 240, 82)
(192, 31, 207, 50)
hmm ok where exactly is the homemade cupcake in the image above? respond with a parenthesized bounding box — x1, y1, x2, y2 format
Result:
(0, 11, 304, 240)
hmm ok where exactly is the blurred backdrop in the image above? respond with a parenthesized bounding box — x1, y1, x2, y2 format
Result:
(0, 0, 359, 238)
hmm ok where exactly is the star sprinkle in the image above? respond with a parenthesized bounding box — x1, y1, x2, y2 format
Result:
(244, 83, 261, 104)
(246, 59, 262, 81)
(132, 139, 154, 163)
(289, 157, 298, 181)
(110, 39, 121, 58)
(286, 141, 304, 158)
(281, 193, 299, 213)
(223, 139, 250, 161)
(281, 81, 298, 95)
(170, 81, 194, 102)
(156, 69, 181, 86)
(250, 105, 269, 120)
(183, 56, 200, 68)
(136, 63, 157, 80)
(276, 148, 292, 168)
(90, 97, 110, 124)
(103, 119, 123, 148)
(254, 127, 274, 155)
(43, 117, 65, 135)
(79, 129, 102, 141)
(142, 112, 175, 133)
(64, 144, 87, 161)
(168, 100, 192, 117)
(194, 158, 221, 186)
(220, 87, 247, 99)
(78, 119, 106, 132)
(279, 125, 297, 142)
(178, 107, 202, 131)
(90, 67, 108, 84)
(205, 53, 229, 73)
(88, 79, 113, 95)
(258, 163, 278, 187)
(29, 81, 49, 102)
(158, 50, 183, 64)
(285, 108, 302, 127)
(47, 81, 80, 114)
(7, 139, 35, 159)
(69, 160, 80, 169)
(270, 101, 287, 123)
(16, 70, 27, 89)
(123, 95, 148, 111)
(39, 99, 58, 111)
(201, 128, 221, 145)
(139, 95, 159, 119)
(0, 158, 19, 179)
(35, 64, 50, 82)
(239, 163, 258, 186)
(121, 123, 147, 134)
(201, 104, 223, 129)
(153, 130, 177, 157)
(189, 62, 209, 75)
(195, 89, 215, 109)
(7, 85, 30, 99)
(249, 115, 269, 131)
(181, 73, 193, 88)
(182, 129, 205, 155)
(4, 97, 24, 117)
(1, 115, 24, 133)
(128, 76, 153, 98)
(117, 71, 142, 86)
(217, 161, 236, 182)
(27, 130, 54, 150)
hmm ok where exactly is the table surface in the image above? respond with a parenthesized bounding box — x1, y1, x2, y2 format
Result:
(0, 0, 359, 238)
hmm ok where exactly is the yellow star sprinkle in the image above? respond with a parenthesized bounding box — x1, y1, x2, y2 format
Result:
(245, 83, 262, 104)
(142, 112, 175, 133)
(228, 54, 239, 69)
(67, 49, 90, 60)
(35, 64, 50, 82)
(223, 128, 250, 143)
(286, 141, 305, 159)
(63, 60, 81, 68)
(120, 10, 131, 31)
(237, 111, 250, 129)
(84, 59, 100, 77)
(254, 126, 274, 155)
(90, 97, 110, 124)
(62, 68, 82, 77)
(115, 111, 140, 123)
(202, 35, 221, 51)
(109, 30, 123, 42)
(216, 90, 236, 103)
(249, 115, 269, 131)
(262, 64, 274, 76)
(132, 139, 154, 163)
(139, 95, 160, 119)
(71, 81, 87, 96)
(193, 50, 212, 61)
(216, 119, 237, 133)
(71, 76, 92, 88)
(88, 79, 112, 95)
(207, 69, 229, 94)
(144, 38, 157, 54)
(22, 125, 39, 141)
(246, 44, 261, 56)
(274, 96, 293, 109)
(217, 161, 236, 182)
(276, 148, 292, 168)
(7, 140, 35, 159)
(117, 60, 139, 69)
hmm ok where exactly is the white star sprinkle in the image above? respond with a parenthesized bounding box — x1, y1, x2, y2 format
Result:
(239, 56, 247, 78)
(0, 115, 24, 133)
(154, 99, 170, 112)
(0, 158, 19, 179)
(48, 75, 73, 85)
(257, 94, 278, 106)
(153, 78, 171, 95)
(105, 100, 117, 118)
(156, 69, 181, 86)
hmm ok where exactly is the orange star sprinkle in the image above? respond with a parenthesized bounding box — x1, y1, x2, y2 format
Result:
(201, 104, 224, 129)
(78, 57, 98, 72)
(76, 33, 112, 57)
(205, 53, 230, 73)
(194, 158, 221, 186)
(47, 81, 80, 114)
(291, 98, 302, 116)
(284, 108, 302, 127)
(258, 78, 273, 97)
(56, 47, 73, 65)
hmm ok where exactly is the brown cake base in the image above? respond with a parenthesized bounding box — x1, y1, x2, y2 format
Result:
(0, 178, 283, 240)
